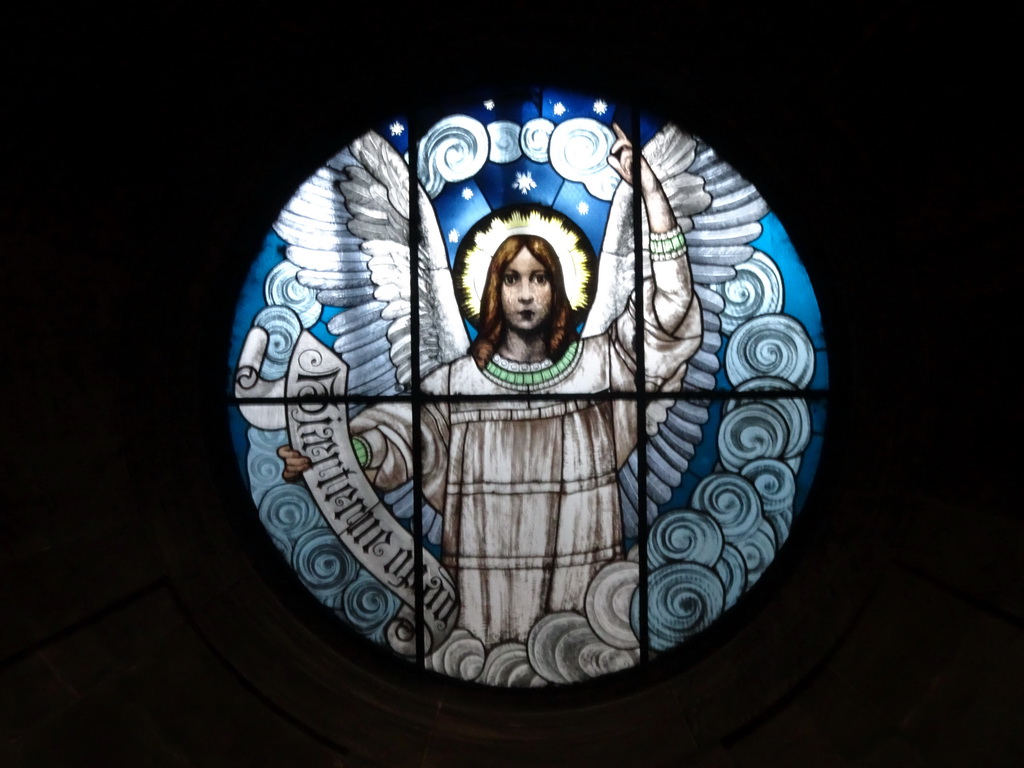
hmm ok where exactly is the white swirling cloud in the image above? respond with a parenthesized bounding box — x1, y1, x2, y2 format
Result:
(548, 118, 621, 201)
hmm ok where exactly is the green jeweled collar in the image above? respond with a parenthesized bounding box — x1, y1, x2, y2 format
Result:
(482, 341, 581, 391)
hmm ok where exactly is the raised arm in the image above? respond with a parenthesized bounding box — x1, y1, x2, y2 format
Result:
(606, 123, 696, 335)
(607, 123, 697, 338)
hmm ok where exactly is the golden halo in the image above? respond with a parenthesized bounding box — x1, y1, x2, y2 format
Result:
(458, 209, 592, 322)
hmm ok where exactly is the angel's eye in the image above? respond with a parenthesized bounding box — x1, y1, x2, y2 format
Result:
(532, 273, 548, 285)
(503, 273, 517, 285)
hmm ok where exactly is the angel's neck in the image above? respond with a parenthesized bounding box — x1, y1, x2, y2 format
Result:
(497, 330, 548, 363)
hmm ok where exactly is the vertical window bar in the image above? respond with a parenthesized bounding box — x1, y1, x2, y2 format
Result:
(630, 106, 650, 664)
(408, 108, 426, 669)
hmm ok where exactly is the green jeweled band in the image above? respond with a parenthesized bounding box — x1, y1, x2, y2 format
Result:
(650, 227, 687, 262)
(651, 242, 686, 262)
(650, 226, 686, 259)
(351, 435, 370, 468)
(484, 341, 580, 388)
(650, 225, 683, 242)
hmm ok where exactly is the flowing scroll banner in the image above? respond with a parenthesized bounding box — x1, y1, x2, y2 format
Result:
(236, 328, 459, 655)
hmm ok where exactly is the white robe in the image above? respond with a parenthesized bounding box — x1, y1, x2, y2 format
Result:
(351, 288, 702, 646)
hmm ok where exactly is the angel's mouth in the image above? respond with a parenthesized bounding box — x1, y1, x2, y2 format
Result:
(519, 311, 535, 320)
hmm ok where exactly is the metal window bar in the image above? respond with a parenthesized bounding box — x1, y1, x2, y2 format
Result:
(408, 110, 426, 668)
(630, 107, 650, 664)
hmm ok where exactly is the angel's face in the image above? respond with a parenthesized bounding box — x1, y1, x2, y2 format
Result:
(500, 247, 553, 335)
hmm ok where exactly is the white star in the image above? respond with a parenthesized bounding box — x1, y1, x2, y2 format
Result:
(462, 187, 474, 201)
(389, 121, 405, 136)
(513, 172, 537, 195)
(553, 102, 566, 116)
(592, 99, 608, 115)
(577, 201, 590, 215)
(483, 100, 495, 111)
(448, 228, 460, 243)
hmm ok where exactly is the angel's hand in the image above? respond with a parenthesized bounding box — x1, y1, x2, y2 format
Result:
(277, 445, 312, 483)
(608, 122, 657, 192)
(607, 123, 635, 186)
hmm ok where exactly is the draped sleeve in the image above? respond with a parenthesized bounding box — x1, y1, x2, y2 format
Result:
(607, 256, 703, 393)
(348, 366, 452, 512)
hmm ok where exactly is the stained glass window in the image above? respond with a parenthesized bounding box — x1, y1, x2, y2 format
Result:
(226, 86, 828, 687)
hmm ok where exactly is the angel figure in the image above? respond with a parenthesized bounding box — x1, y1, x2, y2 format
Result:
(271, 114, 766, 653)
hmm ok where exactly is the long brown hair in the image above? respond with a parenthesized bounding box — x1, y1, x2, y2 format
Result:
(469, 235, 578, 370)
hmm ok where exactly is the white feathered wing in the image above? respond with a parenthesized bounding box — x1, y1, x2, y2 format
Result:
(272, 130, 468, 544)
(583, 123, 770, 537)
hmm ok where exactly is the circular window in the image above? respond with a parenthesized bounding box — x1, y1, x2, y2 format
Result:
(226, 85, 828, 687)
